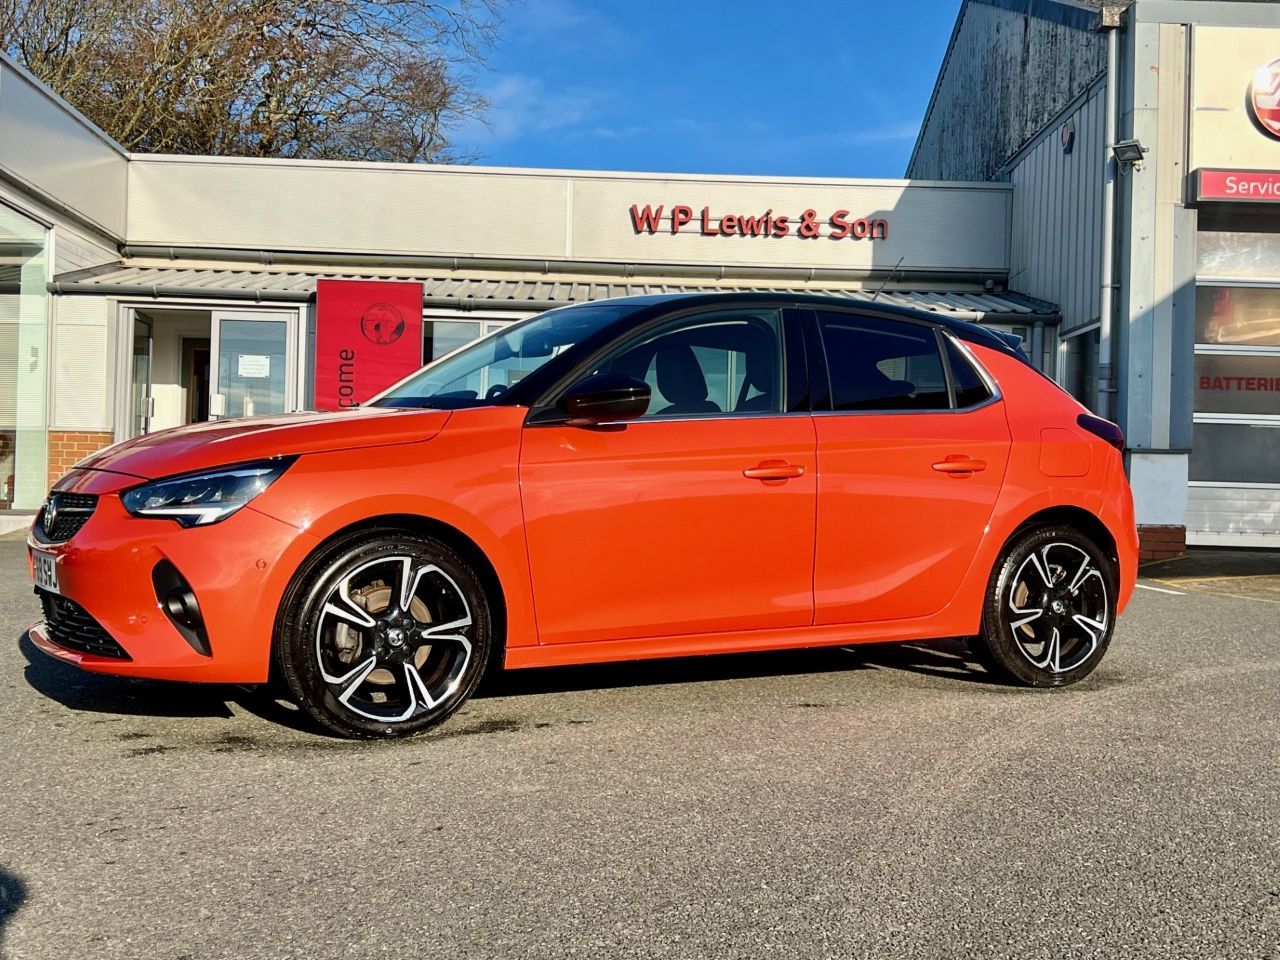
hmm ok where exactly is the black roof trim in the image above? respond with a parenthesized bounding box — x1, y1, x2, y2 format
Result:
(576, 291, 1034, 365)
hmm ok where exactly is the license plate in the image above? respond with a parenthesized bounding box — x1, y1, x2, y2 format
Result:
(32, 549, 59, 594)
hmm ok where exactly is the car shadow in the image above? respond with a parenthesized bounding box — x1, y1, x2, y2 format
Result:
(851, 638, 1006, 685)
(19, 629, 1004, 731)
(479, 636, 1001, 698)
(16, 632, 316, 733)
(0, 865, 26, 959)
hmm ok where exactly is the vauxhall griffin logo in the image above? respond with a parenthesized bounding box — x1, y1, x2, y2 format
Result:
(360, 303, 406, 345)
(42, 494, 59, 536)
(1248, 58, 1280, 140)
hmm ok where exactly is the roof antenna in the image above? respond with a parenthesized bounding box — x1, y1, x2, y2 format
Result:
(870, 256, 905, 302)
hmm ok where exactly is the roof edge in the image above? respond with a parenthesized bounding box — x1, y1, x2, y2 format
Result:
(107, 246, 1009, 286)
(0, 51, 128, 157)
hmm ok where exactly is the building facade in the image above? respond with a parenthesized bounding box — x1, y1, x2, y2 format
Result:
(10, 2, 1276, 555)
(910, 0, 1280, 553)
(0, 51, 1061, 522)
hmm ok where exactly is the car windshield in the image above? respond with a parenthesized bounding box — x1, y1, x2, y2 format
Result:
(372, 302, 639, 409)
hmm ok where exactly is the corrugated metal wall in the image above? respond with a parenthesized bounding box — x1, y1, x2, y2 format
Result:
(908, 0, 1106, 182)
(1006, 81, 1106, 334)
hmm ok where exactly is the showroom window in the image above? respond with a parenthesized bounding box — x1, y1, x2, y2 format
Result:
(1190, 284, 1280, 486)
(0, 201, 49, 509)
(424, 318, 485, 362)
(1059, 328, 1100, 412)
(420, 316, 521, 397)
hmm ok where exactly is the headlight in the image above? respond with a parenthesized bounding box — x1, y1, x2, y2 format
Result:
(121, 458, 297, 527)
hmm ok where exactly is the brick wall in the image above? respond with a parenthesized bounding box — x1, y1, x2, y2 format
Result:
(48, 431, 114, 487)
(1138, 524, 1186, 563)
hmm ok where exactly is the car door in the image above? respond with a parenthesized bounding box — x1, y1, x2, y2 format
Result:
(519, 307, 817, 645)
(807, 310, 1012, 624)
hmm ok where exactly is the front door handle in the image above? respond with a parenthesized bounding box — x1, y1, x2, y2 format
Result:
(743, 460, 806, 481)
(932, 455, 987, 477)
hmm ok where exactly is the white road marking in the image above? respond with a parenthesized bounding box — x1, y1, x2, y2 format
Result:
(1136, 582, 1185, 596)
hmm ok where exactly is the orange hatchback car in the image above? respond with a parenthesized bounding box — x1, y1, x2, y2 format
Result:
(29, 294, 1137, 738)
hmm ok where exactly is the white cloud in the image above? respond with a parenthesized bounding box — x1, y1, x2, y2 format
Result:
(455, 74, 597, 147)
(841, 122, 922, 145)
(499, 0, 623, 52)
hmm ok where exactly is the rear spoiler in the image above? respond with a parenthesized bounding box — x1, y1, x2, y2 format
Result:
(993, 330, 1025, 353)
(991, 329, 1036, 367)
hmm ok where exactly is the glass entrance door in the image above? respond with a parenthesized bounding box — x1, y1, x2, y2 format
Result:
(209, 310, 297, 420)
(131, 316, 153, 435)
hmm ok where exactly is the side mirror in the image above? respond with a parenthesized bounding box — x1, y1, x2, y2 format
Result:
(559, 373, 650, 425)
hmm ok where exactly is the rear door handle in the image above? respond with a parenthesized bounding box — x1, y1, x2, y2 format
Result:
(743, 460, 805, 481)
(932, 456, 987, 476)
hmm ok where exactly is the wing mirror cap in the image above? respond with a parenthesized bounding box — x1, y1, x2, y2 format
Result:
(559, 373, 651, 425)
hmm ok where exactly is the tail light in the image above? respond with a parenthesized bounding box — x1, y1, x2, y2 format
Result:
(1077, 413, 1124, 451)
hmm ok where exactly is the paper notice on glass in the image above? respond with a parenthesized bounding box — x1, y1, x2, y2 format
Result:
(238, 354, 270, 378)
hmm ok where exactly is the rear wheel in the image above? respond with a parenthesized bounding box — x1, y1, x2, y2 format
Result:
(971, 524, 1115, 687)
(277, 531, 493, 738)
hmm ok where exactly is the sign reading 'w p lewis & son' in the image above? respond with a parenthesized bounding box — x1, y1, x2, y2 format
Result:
(629, 204, 889, 240)
(315, 279, 424, 411)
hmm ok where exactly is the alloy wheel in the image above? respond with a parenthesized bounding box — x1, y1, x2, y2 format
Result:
(314, 555, 473, 723)
(1006, 541, 1109, 675)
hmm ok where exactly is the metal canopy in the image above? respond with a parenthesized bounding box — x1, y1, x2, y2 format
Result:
(51, 263, 1060, 324)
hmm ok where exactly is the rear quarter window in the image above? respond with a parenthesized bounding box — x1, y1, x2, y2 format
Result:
(945, 338, 994, 408)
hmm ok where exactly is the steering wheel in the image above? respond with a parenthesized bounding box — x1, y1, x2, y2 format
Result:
(485, 384, 509, 400)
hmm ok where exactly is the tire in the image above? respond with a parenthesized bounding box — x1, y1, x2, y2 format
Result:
(970, 524, 1116, 687)
(276, 530, 493, 738)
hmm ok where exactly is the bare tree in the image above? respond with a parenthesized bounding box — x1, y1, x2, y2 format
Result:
(0, 0, 504, 162)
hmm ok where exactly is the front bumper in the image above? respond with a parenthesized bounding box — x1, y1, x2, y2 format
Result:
(27, 468, 320, 683)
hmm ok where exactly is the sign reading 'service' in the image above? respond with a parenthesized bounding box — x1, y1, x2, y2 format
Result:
(315, 279, 423, 411)
(630, 204, 889, 240)
(1195, 169, 1280, 202)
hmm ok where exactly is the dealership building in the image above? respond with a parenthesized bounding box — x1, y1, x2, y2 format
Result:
(911, 0, 1280, 552)
(0, 0, 1277, 553)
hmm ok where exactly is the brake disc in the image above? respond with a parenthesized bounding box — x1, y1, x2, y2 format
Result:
(333, 582, 433, 686)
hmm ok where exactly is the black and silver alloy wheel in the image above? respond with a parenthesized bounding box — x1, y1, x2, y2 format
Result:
(1007, 542, 1108, 674)
(278, 532, 492, 738)
(316, 556, 474, 722)
(972, 524, 1116, 687)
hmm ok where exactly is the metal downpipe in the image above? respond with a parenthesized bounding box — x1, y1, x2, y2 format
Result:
(1097, 23, 1120, 420)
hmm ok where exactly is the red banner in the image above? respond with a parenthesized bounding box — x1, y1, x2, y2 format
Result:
(1195, 169, 1280, 203)
(314, 279, 423, 411)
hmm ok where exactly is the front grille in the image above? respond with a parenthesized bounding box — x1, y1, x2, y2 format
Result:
(33, 493, 98, 543)
(37, 589, 131, 660)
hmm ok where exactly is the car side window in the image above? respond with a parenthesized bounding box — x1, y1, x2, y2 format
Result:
(591, 309, 785, 417)
(816, 312, 950, 411)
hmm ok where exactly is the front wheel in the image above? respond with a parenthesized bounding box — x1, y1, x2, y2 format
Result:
(277, 532, 493, 738)
(971, 525, 1116, 687)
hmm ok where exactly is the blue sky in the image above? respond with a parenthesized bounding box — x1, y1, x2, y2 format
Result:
(451, 1, 962, 178)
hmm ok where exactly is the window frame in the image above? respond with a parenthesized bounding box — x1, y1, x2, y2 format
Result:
(802, 308, 999, 416)
(527, 303, 808, 424)
(1190, 281, 1280, 487)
